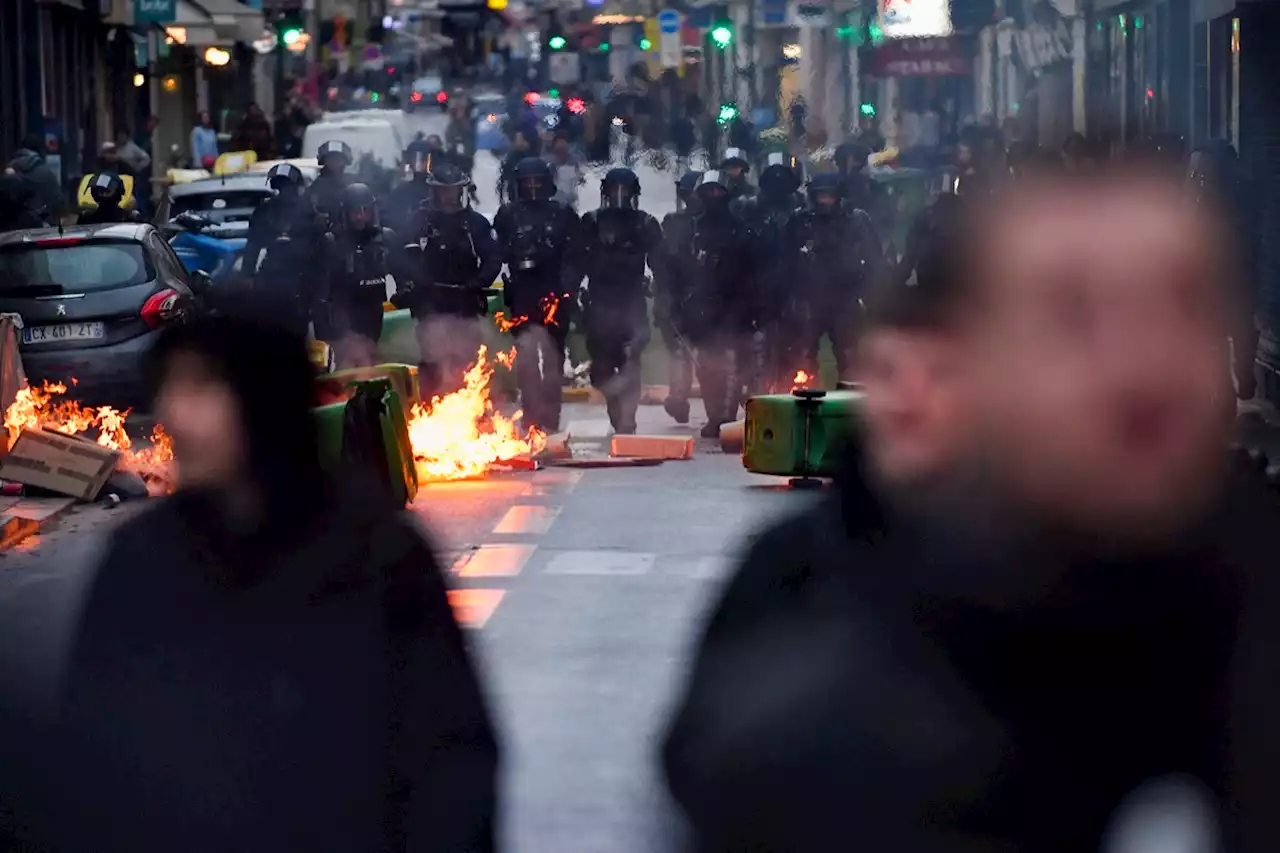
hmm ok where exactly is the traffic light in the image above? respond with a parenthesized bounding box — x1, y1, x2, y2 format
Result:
(277, 12, 304, 47)
(548, 34, 567, 50)
(860, 102, 876, 117)
(639, 37, 652, 50)
(717, 102, 738, 123)
(711, 24, 733, 48)
(598, 41, 611, 52)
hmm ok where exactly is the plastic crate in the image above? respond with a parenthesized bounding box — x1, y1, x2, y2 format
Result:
(316, 364, 421, 407)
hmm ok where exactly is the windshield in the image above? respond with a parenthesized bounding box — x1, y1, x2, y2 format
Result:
(413, 76, 443, 93)
(171, 189, 272, 217)
(303, 126, 401, 169)
(0, 241, 154, 292)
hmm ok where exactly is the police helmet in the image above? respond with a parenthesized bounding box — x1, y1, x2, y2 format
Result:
(759, 152, 801, 196)
(676, 170, 703, 212)
(341, 182, 379, 231)
(696, 170, 731, 209)
(834, 141, 871, 175)
(266, 162, 304, 192)
(601, 167, 641, 210)
(317, 140, 353, 170)
(427, 161, 470, 213)
(514, 157, 554, 202)
(807, 172, 845, 215)
(88, 172, 126, 207)
(720, 148, 750, 174)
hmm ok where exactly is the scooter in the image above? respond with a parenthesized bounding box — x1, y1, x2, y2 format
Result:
(165, 211, 247, 283)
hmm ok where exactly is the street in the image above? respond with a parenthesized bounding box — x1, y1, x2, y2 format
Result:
(0, 119, 796, 851)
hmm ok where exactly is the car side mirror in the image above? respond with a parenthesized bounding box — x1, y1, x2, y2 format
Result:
(190, 269, 212, 294)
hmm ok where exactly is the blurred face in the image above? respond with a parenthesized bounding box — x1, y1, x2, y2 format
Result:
(513, 134, 529, 152)
(811, 189, 840, 215)
(320, 153, 346, 173)
(433, 184, 464, 213)
(347, 205, 373, 230)
(101, 148, 119, 165)
(959, 177, 1233, 543)
(957, 144, 974, 167)
(427, 135, 443, 151)
(857, 329, 965, 488)
(724, 164, 744, 181)
(553, 139, 569, 161)
(157, 351, 246, 490)
(519, 176, 545, 201)
(199, 111, 212, 127)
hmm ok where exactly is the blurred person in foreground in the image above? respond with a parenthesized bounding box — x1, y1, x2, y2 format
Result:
(662, 165, 1280, 852)
(12, 314, 499, 853)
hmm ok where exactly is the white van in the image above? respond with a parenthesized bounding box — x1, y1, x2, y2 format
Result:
(320, 109, 409, 150)
(302, 120, 403, 170)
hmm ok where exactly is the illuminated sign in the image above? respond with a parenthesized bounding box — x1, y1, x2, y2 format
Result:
(592, 14, 643, 24)
(878, 0, 952, 39)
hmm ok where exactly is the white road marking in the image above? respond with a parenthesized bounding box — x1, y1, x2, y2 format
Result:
(492, 505, 562, 535)
(451, 543, 538, 578)
(543, 550, 656, 576)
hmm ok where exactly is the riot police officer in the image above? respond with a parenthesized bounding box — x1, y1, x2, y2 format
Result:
(834, 139, 882, 217)
(394, 161, 502, 400)
(244, 163, 317, 334)
(681, 170, 753, 437)
(731, 151, 805, 393)
(577, 167, 663, 434)
(719, 148, 755, 201)
(493, 157, 580, 433)
(788, 172, 885, 380)
(304, 139, 352, 232)
(317, 183, 395, 368)
(653, 170, 702, 424)
(894, 169, 965, 291)
(384, 148, 435, 235)
(77, 173, 143, 225)
(243, 162, 309, 276)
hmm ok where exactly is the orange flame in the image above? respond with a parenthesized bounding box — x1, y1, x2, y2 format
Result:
(541, 293, 562, 326)
(407, 345, 546, 481)
(792, 370, 811, 388)
(493, 311, 528, 333)
(3, 382, 175, 488)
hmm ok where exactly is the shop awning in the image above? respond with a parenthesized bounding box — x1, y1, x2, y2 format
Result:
(184, 0, 264, 44)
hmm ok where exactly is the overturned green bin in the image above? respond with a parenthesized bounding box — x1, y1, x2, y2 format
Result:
(316, 363, 421, 407)
(742, 386, 863, 481)
(313, 377, 418, 506)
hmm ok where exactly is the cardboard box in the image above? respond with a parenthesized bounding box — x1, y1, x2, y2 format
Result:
(0, 428, 120, 500)
(610, 434, 695, 460)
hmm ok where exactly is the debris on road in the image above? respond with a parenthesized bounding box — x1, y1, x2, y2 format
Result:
(610, 434, 694, 460)
(0, 428, 119, 501)
(551, 456, 667, 469)
(719, 420, 745, 454)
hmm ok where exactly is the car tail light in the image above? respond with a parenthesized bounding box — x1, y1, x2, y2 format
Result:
(524, 91, 538, 105)
(567, 97, 586, 114)
(141, 288, 180, 330)
(411, 91, 423, 102)
(436, 91, 448, 103)
(34, 237, 83, 248)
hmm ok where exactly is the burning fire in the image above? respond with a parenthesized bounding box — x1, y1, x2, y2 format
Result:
(3, 381, 174, 484)
(792, 370, 811, 388)
(492, 293, 567, 334)
(407, 345, 545, 481)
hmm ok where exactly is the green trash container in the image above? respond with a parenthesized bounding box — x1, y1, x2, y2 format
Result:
(314, 379, 419, 506)
(378, 309, 419, 366)
(316, 364, 421, 408)
(742, 388, 862, 479)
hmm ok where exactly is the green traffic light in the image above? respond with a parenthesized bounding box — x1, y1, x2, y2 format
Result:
(282, 28, 302, 45)
(711, 25, 733, 47)
(860, 102, 876, 117)
(548, 88, 560, 98)
(717, 103, 737, 123)
(548, 35, 566, 50)
(599, 42, 610, 52)
(639, 37, 652, 50)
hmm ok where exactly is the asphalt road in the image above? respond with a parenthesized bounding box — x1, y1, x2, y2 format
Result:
(0, 399, 810, 851)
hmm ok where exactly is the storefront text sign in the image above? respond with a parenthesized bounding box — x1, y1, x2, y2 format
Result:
(135, 0, 176, 24)
(872, 37, 972, 75)
(879, 0, 953, 39)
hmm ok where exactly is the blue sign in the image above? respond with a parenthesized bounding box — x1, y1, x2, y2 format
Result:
(762, 0, 787, 26)
(657, 9, 681, 33)
(135, 0, 175, 24)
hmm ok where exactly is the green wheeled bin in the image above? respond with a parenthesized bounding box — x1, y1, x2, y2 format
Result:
(313, 378, 419, 507)
(742, 387, 863, 486)
(378, 308, 419, 366)
(316, 364, 421, 408)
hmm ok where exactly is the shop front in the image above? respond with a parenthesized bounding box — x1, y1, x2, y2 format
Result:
(1086, 0, 1190, 150)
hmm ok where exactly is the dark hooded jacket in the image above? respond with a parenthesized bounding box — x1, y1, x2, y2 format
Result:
(0, 173, 46, 232)
(7, 146, 61, 225)
(19, 314, 499, 853)
(663, 449, 1280, 853)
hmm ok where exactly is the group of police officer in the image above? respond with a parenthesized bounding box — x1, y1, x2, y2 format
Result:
(69, 132, 884, 438)
(240, 137, 894, 437)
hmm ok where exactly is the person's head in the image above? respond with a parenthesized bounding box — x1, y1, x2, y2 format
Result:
(317, 139, 352, 175)
(145, 116, 160, 133)
(340, 182, 379, 232)
(87, 172, 126, 209)
(1062, 132, 1087, 163)
(198, 110, 212, 127)
(676, 170, 702, 212)
(114, 128, 130, 147)
(956, 141, 975, 168)
(551, 135, 570, 162)
(247, 103, 264, 119)
(758, 152, 801, 200)
(511, 131, 530, 153)
(940, 167, 1237, 548)
(513, 156, 552, 202)
(151, 313, 324, 523)
(695, 171, 731, 216)
(806, 173, 844, 216)
(720, 148, 749, 182)
(426, 134, 444, 152)
(857, 281, 969, 491)
(266, 162, 304, 199)
(600, 167, 640, 210)
(835, 141, 870, 177)
(19, 134, 43, 157)
(427, 161, 469, 214)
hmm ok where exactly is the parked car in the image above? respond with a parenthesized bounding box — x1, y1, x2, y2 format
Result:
(407, 74, 448, 112)
(0, 224, 210, 404)
(165, 173, 278, 237)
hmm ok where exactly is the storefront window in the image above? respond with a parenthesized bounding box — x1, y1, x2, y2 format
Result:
(1231, 16, 1240, 148)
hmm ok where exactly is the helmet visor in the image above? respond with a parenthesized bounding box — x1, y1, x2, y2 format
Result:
(518, 176, 546, 201)
(433, 184, 465, 213)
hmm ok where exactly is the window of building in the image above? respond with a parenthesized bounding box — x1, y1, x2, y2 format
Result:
(1230, 16, 1240, 148)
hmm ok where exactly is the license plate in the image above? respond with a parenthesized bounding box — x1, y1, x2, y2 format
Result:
(22, 322, 106, 345)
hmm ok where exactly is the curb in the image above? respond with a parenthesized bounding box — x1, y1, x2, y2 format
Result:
(563, 385, 705, 403)
(0, 497, 78, 553)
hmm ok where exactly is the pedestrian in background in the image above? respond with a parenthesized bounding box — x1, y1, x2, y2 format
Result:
(6, 134, 62, 225)
(20, 313, 500, 853)
(191, 110, 220, 171)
